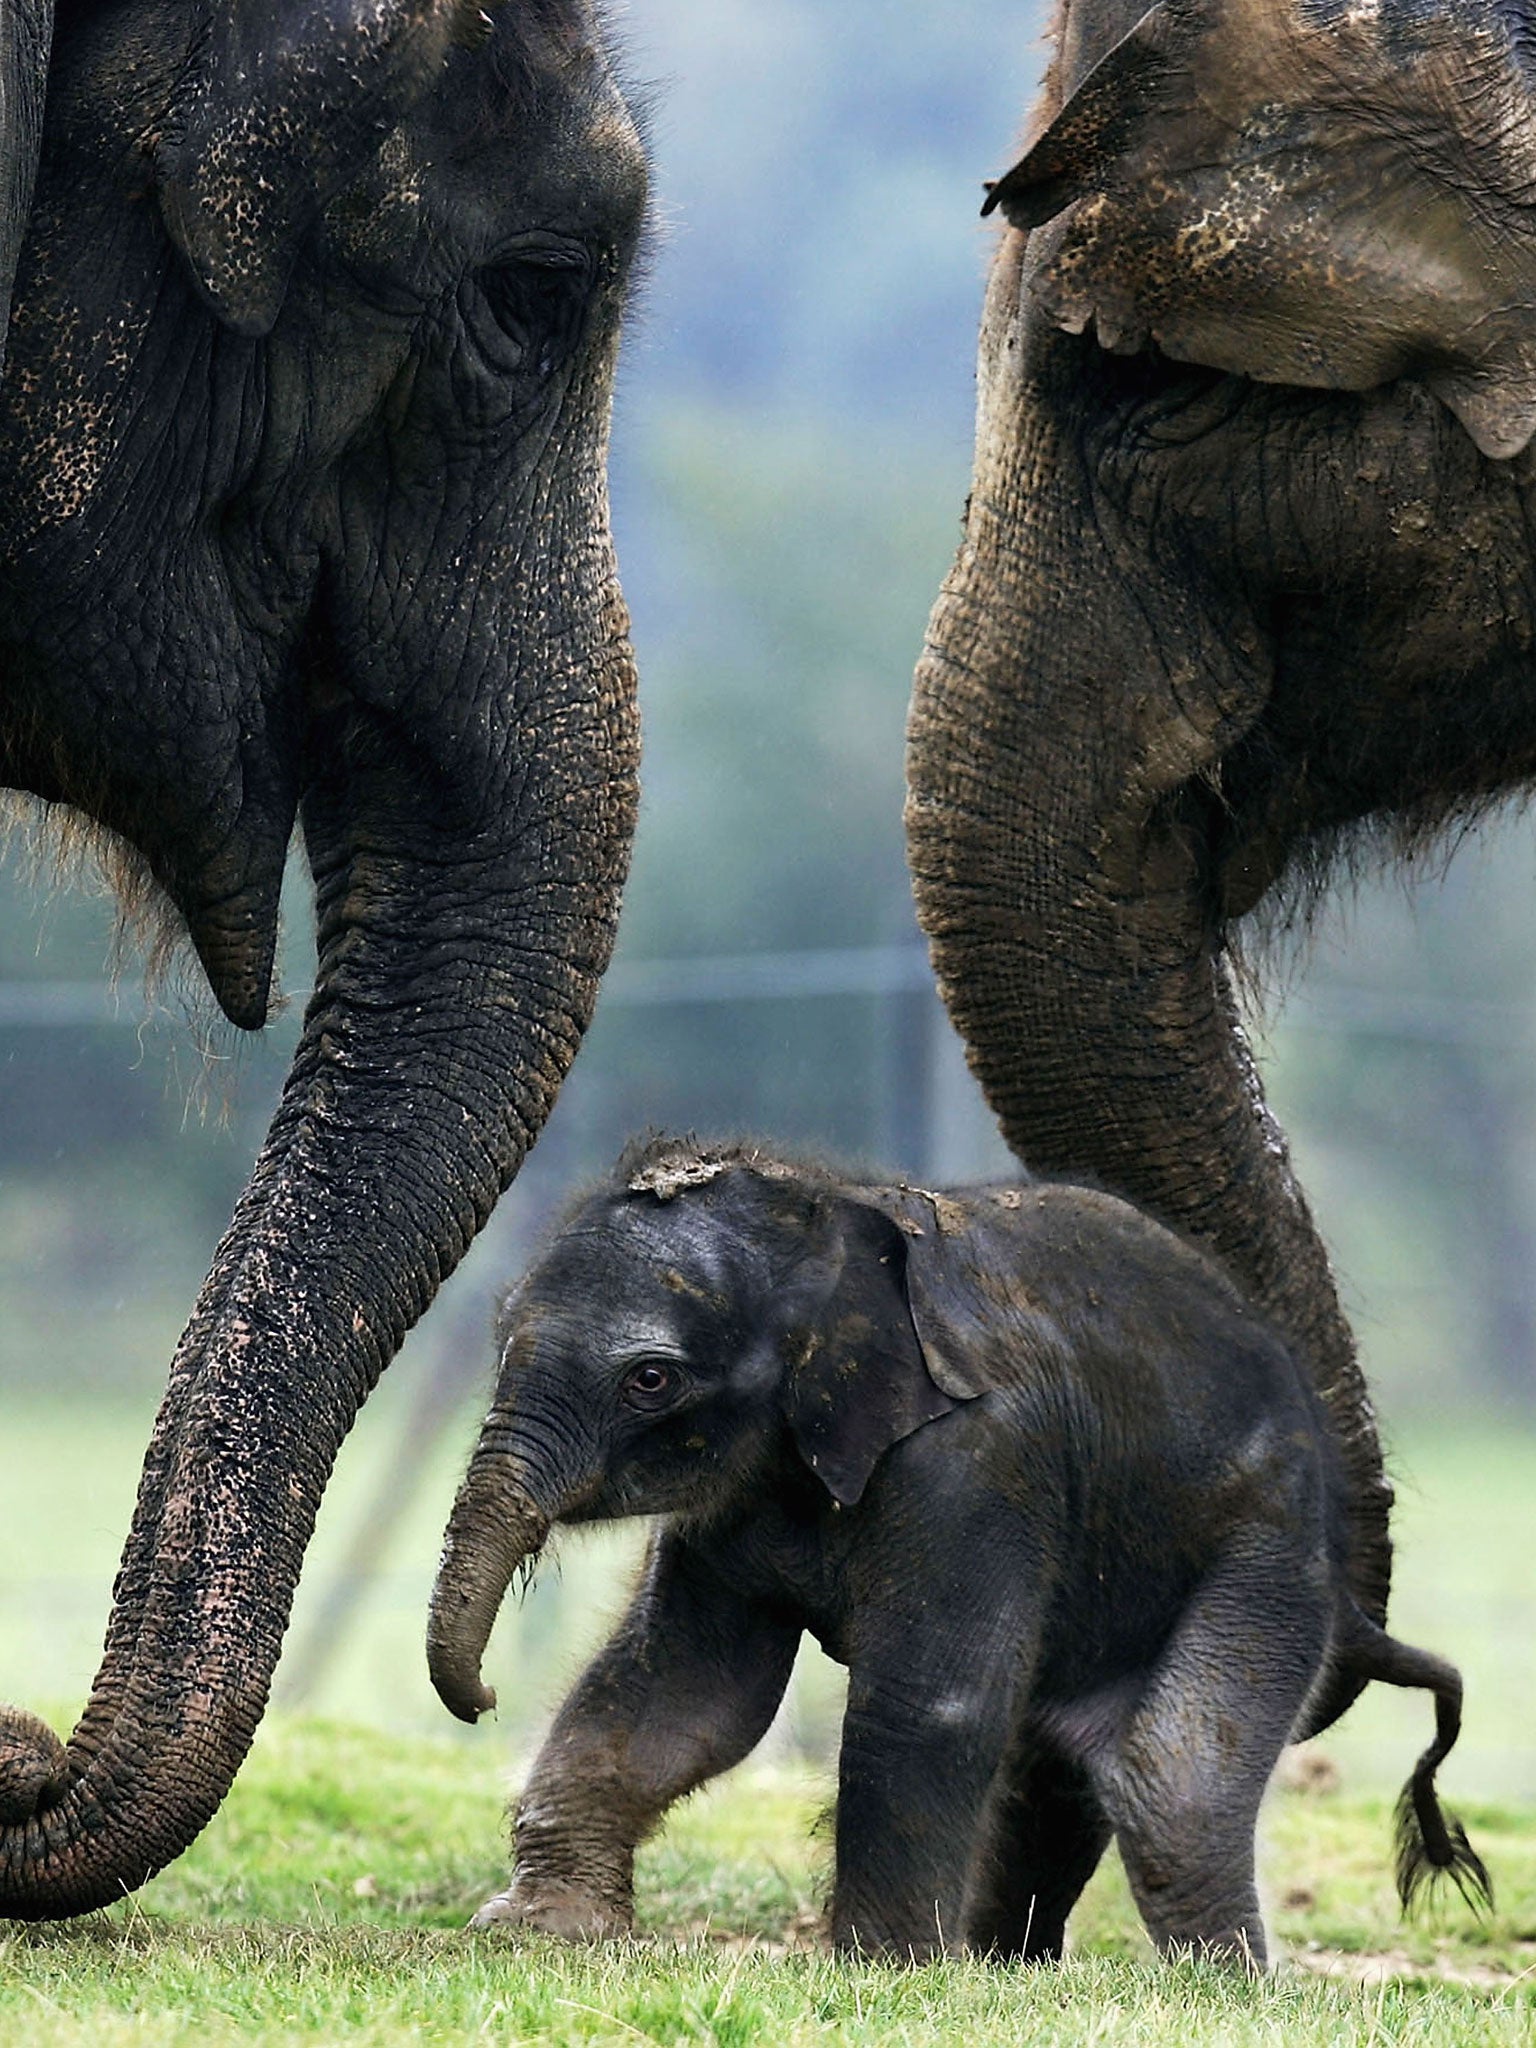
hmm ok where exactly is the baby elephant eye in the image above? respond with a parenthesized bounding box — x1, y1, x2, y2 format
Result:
(621, 1361, 678, 1410)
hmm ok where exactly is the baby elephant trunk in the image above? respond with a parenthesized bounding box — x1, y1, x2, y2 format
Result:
(1336, 1606, 1493, 1915)
(427, 1458, 550, 1725)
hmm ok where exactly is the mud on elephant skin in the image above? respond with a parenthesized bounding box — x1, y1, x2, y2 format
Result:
(908, 0, 1536, 1709)
(428, 1137, 1489, 1967)
(0, 2, 646, 1916)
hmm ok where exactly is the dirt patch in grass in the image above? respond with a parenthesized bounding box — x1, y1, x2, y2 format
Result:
(1291, 1941, 1536, 1989)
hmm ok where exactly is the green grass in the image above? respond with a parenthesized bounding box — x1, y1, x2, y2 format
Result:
(3, 1404, 1534, 2038)
(2, 1723, 1534, 2046)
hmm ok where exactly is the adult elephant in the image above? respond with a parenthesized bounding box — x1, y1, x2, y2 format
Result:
(907, 0, 1536, 1714)
(0, 1, 645, 1914)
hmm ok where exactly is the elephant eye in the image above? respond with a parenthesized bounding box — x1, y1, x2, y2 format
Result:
(478, 253, 591, 379)
(621, 1360, 679, 1411)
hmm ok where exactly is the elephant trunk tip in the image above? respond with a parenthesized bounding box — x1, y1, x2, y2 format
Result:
(426, 1593, 501, 1724)
(0, 1706, 69, 1826)
(426, 1490, 549, 1728)
(432, 1664, 499, 1727)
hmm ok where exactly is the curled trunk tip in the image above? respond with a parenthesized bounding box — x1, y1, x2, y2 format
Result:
(427, 1470, 549, 1726)
(427, 1574, 501, 1723)
(0, 1708, 69, 1826)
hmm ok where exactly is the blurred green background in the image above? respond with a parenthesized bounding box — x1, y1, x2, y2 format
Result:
(1, 0, 1532, 1811)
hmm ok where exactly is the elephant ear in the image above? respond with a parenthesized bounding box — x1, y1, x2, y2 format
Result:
(987, 0, 1536, 459)
(0, 0, 52, 378)
(777, 1195, 961, 1509)
(157, 0, 503, 335)
(982, 3, 1180, 233)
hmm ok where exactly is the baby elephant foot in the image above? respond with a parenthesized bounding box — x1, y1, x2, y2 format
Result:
(470, 1879, 632, 1942)
(831, 1913, 950, 1965)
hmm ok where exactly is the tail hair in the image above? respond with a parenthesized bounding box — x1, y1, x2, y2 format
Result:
(1391, 1681, 1493, 1915)
(1394, 1783, 1492, 1915)
(1339, 1606, 1493, 1917)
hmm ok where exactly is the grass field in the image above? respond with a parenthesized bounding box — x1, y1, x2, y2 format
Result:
(1, 1724, 1534, 2045)
(2, 1395, 1534, 2040)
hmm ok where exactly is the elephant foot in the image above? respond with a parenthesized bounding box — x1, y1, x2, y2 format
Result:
(470, 1879, 632, 1942)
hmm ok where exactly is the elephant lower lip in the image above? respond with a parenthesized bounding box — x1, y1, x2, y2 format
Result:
(182, 876, 286, 1031)
(555, 1483, 610, 1525)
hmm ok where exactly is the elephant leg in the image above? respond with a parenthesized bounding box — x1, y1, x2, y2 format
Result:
(1091, 1541, 1328, 1970)
(907, 264, 1391, 1717)
(831, 1569, 1038, 1960)
(475, 1530, 799, 1940)
(966, 1746, 1111, 1963)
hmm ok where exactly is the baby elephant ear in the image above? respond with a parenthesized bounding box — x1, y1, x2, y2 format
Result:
(780, 1198, 958, 1509)
(157, 0, 499, 335)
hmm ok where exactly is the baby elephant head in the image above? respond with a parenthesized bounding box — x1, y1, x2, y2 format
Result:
(426, 1140, 958, 1722)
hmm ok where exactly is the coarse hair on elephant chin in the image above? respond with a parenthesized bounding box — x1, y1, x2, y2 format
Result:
(1217, 781, 1535, 1014)
(0, 791, 288, 1118)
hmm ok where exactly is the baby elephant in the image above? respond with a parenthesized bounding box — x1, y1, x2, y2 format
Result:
(427, 1137, 1489, 1965)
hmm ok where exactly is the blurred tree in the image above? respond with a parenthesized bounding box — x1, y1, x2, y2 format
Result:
(1264, 833, 1536, 1410)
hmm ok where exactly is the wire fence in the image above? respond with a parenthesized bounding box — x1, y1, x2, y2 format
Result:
(10, 944, 1536, 1040)
(2, 948, 1534, 1785)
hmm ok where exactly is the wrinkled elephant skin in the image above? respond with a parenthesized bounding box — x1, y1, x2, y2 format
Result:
(0, 0, 645, 1916)
(909, 0, 1536, 1720)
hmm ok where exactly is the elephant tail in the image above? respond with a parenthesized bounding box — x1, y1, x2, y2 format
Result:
(1332, 1603, 1492, 1916)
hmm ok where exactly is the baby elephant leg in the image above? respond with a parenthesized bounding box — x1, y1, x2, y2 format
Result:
(967, 1746, 1111, 1963)
(1097, 1543, 1329, 1971)
(474, 1530, 798, 1939)
(833, 1663, 1018, 1962)
(833, 1567, 1040, 1961)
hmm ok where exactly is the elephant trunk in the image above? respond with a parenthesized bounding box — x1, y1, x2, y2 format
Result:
(427, 1437, 552, 1726)
(0, 1, 52, 380)
(0, 575, 638, 1914)
(906, 233, 1390, 1732)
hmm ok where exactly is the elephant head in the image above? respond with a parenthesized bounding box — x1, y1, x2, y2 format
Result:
(427, 1139, 961, 1725)
(902, 0, 1536, 1726)
(990, 0, 1536, 457)
(0, 0, 645, 1914)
